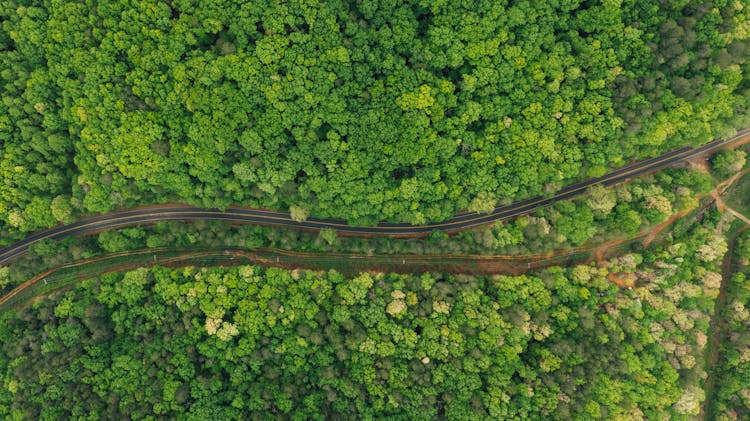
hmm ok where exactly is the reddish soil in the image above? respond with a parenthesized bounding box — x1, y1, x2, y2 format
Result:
(641, 208, 694, 248)
(607, 272, 637, 288)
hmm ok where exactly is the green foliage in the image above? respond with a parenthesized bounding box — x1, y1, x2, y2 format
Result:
(585, 184, 617, 217)
(0, 200, 732, 418)
(711, 230, 750, 419)
(0, 263, 702, 419)
(553, 201, 596, 246)
(318, 228, 337, 246)
(289, 205, 309, 222)
(468, 191, 497, 214)
(50, 196, 74, 224)
(1, 0, 749, 233)
(711, 149, 747, 178)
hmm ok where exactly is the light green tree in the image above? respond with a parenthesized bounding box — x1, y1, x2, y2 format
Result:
(319, 228, 337, 245)
(585, 185, 616, 216)
(468, 192, 496, 214)
(289, 205, 309, 222)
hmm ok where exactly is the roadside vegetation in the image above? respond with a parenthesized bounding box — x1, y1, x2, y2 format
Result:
(0, 164, 717, 295)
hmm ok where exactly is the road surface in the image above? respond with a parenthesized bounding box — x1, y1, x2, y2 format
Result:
(1, 129, 748, 266)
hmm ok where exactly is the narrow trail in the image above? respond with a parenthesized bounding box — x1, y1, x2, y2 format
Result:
(640, 208, 694, 249)
(715, 194, 750, 226)
(0, 247, 573, 310)
(711, 168, 749, 214)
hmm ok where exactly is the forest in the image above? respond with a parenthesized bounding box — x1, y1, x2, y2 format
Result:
(2, 0, 750, 237)
(0, 208, 733, 419)
(2, 0, 750, 418)
(711, 230, 750, 418)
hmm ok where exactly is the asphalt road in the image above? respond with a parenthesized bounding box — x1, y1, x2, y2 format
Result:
(1, 129, 749, 267)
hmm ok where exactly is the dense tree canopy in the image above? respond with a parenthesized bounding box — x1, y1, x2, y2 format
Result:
(1, 0, 750, 234)
(711, 231, 750, 419)
(0, 258, 719, 419)
(0, 171, 736, 419)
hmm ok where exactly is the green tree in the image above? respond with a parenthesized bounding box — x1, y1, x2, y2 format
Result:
(50, 196, 74, 223)
(319, 228, 337, 245)
(585, 185, 617, 217)
(468, 192, 497, 214)
(711, 150, 747, 178)
(289, 205, 309, 222)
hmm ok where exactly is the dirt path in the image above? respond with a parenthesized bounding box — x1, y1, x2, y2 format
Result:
(641, 208, 694, 249)
(641, 169, 747, 248)
(716, 195, 750, 226)
(0, 246, 576, 311)
(0, 203, 711, 312)
(716, 167, 750, 237)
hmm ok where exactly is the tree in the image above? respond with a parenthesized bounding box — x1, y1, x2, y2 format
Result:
(555, 205, 596, 246)
(585, 185, 617, 217)
(98, 231, 132, 253)
(319, 228, 337, 245)
(289, 205, 309, 222)
(673, 387, 704, 416)
(0, 257, 713, 418)
(644, 194, 672, 220)
(1, 0, 749, 232)
(468, 192, 496, 214)
(696, 236, 728, 262)
(50, 196, 74, 223)
(613, 205, 642, 235)
(711, 150, 747, 178)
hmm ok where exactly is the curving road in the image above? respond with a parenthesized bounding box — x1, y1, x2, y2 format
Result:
(1, 129, 749, 267)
